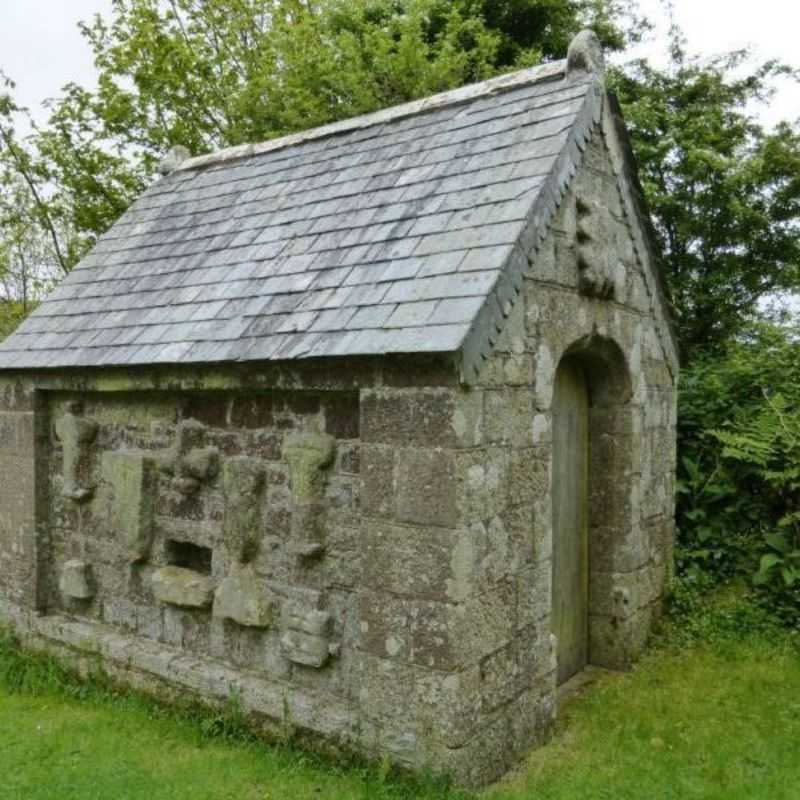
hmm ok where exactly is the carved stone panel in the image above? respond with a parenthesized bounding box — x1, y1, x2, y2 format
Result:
(151, 566, 215, 609)
(213, 566, 274, 628)
(222, 457, 265, 564)
(280, 600, 334, 668)
(55, 402, 98, 503)
(101, 451, 159, 562)
(283, 433, 335, 561)
(161, 419, 220, 495)
(59, 559, 94, 600)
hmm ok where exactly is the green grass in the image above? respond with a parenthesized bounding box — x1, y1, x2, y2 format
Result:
(2, 591, 799, 800)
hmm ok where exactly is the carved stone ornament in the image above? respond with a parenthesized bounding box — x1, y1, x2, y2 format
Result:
(157, 419, 220, 496)
(283, 433, 335, 562)
(101, 451, 159, 562)
(59, 559, 94, 600)
(222, 457, 266, 564)
(575, 197, 616, 300)
(280, 600, 337, 668)
(55, 401, 98, 503)
(213, 565, 274, 628)
(151, 566, 215, 609)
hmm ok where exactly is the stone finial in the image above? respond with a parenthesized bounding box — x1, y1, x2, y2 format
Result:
(158, 145, 192, 175)
(567, 29, 604, 76)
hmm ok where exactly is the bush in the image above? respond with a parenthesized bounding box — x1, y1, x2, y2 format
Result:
(677, 321, 800, 625)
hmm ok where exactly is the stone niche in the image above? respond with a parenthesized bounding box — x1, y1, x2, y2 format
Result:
(42, 388, 357, 676)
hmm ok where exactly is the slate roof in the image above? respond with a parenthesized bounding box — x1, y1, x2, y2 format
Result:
(0, 40, 607, 379)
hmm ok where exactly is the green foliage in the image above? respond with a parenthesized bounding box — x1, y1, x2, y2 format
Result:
(0, 0, 629, 257)
(676, 322, 800, 624)
(0, 301, 28, 338)
(610, 30, 800, 357)
(0, 75, 98, 273)
(657, 574, 794, 651)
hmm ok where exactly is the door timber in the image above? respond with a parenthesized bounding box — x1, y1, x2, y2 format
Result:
(551, 359, 590, 685)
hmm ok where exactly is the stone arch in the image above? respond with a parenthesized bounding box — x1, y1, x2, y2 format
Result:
(550, 332, 637, 682)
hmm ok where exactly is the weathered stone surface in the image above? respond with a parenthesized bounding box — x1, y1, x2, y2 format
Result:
(281, 601, 334, 668)
(283, 432, 335, 558)
(181, 447, 220, 482)
(575, 196, 617, 300)
(213, 567, 273, 628)
(59, 560, 94, 600)
(151, 566, 215, 609)
(55, 402, 98, 502)
(361, 389, 482, 448)
(222, 457, 265, 563)
(323, 393, 360, 439)
(394, 448, 457, 528)
(101, 451, 159, 562)
(283, 432, 335, 501)
(360, 445, 394, 518)
(363, 521, 457, 600)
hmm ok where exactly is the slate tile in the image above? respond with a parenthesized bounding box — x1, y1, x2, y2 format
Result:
(414, 222, 519, 256)
(459, 244, 516, 273)
(347, 304, 396, 330)
(309, 307, 358, 332)
(0, 66, 592, 369)
(428, 296, 487, 325)
(384, 301, 437, 329)
(416, 251, 469, 278)
(373, 257, 424, 283)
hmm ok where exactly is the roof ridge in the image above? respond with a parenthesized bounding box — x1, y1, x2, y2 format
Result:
(169, 60, 569, 175)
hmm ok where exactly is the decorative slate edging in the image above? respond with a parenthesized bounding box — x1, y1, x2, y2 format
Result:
(459, 72, 605, 384)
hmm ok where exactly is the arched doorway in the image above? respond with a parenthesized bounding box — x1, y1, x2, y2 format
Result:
(551, 335, 633, 684)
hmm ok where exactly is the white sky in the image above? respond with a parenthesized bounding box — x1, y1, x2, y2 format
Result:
(0, 0, 798, 128)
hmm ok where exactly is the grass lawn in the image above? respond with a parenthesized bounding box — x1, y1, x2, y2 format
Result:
(1, 599, 799, 800)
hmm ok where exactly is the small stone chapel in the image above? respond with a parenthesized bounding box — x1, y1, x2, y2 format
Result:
(0, 31, 677, 786)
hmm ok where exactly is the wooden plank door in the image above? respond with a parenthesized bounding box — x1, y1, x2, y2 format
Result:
(551, 359, 589, 685)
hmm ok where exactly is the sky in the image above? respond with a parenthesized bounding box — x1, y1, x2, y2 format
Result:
(0, 0, 798, 129)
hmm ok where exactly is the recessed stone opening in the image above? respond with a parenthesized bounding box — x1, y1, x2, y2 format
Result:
(166, 540, 212, 575)
(552, 334, 634, 684)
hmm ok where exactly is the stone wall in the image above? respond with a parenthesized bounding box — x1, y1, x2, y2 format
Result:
(0, 116, 677, 788)
(42, 389, 359, 674)
(0, 379, 42, 612)
(390, 121, 680, 782)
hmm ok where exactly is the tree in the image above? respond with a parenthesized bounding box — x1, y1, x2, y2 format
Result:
(610, 30, 800, 358)
(0, 0, 631, 269)
(0, 77, 73, 333)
